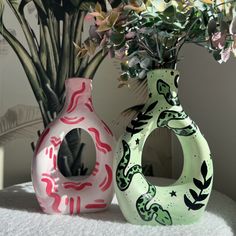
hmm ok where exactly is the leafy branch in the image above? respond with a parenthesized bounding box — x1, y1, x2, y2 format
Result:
(184, 161, 212, 211)
(126, 101, 158, 136)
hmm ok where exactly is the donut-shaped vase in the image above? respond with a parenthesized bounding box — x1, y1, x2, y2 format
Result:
(114, 69, 213, 225)
(32, 78, 115, 214)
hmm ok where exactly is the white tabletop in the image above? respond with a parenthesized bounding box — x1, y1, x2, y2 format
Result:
(0, 181, 235, 236)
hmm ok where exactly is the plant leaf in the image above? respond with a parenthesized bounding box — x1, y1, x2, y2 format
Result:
(189, 189, 199, 201)
(0, 0, 4, 23)
(184, 194, 194, 208)
(7, 0, 19, 10)
(0, 105, 43, 144)
(184, 195, 204, 210)
(145, 101, 158, 113)
(201, 160, 208, 179)
(204, 176, 212, 189)
(197, 194, 209, 201)
(193, 178, 204, 190)
(190, 203, 205, 210)
(130, 121, 147, 127)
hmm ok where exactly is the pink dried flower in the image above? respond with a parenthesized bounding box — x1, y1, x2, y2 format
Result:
(211, 32, 226, 49)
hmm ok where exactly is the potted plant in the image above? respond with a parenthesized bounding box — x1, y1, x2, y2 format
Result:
(87, 0, 233, 225)
(0, 0, 121, 177)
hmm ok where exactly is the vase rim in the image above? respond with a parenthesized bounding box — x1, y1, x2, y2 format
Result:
(65, 78, 92, 86)
(66, 77, 91, 81)
(147, 68, 179, 74)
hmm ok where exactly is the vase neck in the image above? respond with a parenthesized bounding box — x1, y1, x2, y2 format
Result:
(64, 78, 92, 109)
(146, 69, 180, 99)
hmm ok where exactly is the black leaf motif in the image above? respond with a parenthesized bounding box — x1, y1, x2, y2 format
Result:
(184, 194, 194, 210)
(146, 101, 158, 113)
(193, 178, 204, 189)
(197, 194, 209, 201)
(190, 203, 205, 210)
(204, 177, 212, 189)
(189, 189, 198, 201)
(137, 114, 152, 120)
(131, 121, 148, 127)
(126, 127, 143, 135)
(184, 161, 213, 211)
(201, 161, 208, 179)
(126, 101, 158, 136)
(184, 195, 205, 210)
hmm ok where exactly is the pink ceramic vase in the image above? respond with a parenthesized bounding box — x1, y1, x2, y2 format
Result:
(32, 78, 115, 214)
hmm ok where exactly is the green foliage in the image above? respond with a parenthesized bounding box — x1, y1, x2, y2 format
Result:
(88, 0, 236, 85)
(0, 0, 107, 177)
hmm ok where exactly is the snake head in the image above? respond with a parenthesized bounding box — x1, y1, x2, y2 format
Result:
(155, 208, 172, 225)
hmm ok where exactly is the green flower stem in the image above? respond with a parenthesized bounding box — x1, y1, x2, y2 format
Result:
(39, 22, 47, 71)
(56, 13, 71, 94)
(42, 24, 57, 88)
(69, 12, 80, 76)
(74, 11, 86, 73)
(53, 18, 60, 52)
(82, 50, 107, 79)
(0, 25, 46, 105)
(47, 10, 59, 67)
(75, 55, 89, 77)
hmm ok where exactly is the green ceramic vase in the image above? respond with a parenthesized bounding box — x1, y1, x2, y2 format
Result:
(114, 69, 213, 225)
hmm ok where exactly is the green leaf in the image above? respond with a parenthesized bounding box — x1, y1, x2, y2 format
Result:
(110, 31, 125, 46)
(213, 50, 221, 61)
(0, 0, 4, 22)
(70, 0, 81, 7)
(8, 0, 19, 9)
(79, 0, 96, 11)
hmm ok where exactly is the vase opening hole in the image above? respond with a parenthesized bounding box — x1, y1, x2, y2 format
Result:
(141, 128, 183, 186)
(57, 128, 96, 180)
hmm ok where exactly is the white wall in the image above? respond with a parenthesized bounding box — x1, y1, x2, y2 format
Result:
(172, 44, 236, 201)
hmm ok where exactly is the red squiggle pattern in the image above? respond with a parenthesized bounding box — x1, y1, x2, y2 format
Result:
(85, 98, 93, 112)
(42, 173, 58, 192)
(60, 117, 85, 125)
(53, 154, 57, 170)
(35, 128, 50, 155)
(77, 197, 81, 214)
(67, 82, 86, 113)
(95, 199, 105, 203)
(49, 147, 53, 159)
(85, 203, 107, 209)
(88, 128, 112, 154)
(92, 162, 100, 176)
(50, 137, 62, 147)
(41, 178, 61, 213)
(99, 177, 107, 188)
(63, 182, 92, 191)
(99, 165, 112, 192)
(70, 197, 74, 215)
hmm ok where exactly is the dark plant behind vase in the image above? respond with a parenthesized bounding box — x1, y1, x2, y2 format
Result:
(0, 0, 121, 177)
